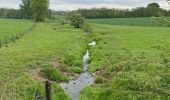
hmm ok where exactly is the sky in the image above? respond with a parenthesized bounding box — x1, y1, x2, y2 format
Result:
(0, 0, 169, 11)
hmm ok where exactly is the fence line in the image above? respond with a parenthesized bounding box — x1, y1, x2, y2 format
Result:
(0, 23, 37, 48)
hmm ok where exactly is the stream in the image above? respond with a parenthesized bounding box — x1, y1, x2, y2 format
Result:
(60, 41, 96, 100)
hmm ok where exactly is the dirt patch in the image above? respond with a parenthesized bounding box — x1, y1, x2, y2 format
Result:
(94, 65, 112, 80)
(31, 67, 46, 81)
(49, 59, 66, 71)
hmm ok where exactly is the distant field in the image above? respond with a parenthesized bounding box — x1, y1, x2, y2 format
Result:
(0, 18, 33, 40)
(87, 17, 166, 27)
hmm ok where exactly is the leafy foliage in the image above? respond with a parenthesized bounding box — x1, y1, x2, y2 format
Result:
(20, 0, 32, 19)
(0, 8, 22, 19)
(69, 67, 83, 74)
(81, 22, 93, 34)
(67, 13, 85, 28)
(30, 0, 49, 21)
(152, 12, 170, 27)
(42, 64, 69, 82)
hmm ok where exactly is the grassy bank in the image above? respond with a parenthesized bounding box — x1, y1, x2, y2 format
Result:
(80, 24, 170, 99)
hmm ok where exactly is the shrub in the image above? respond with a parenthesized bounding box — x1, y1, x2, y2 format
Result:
(167, 22, 170, 27)
(64, 53, 75, 66)
(67, 13, 85, 28)
(95, 76, 107, 84)
(81, 22, 93, 34)
(69, 67, 83, 74)
(58, 18, 68, 26)
(27, 83, 45, 100)
(42, 66, 69, 82)
(64, 53, 82, 66)
(72, 59, 82, 67)
(52, 83, 71, 100)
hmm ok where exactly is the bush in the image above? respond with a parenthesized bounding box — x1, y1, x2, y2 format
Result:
(95, 76, 107, 84)
(64, 53, 82, 66)
(58, 18, 68, 26)
(27, 82, 45, 100)
(52, 83, 71, 100)
(69, 67, 83, 74)
(67, 13, 85, 28)
(81, 22, 92, 34)
(72, 59, 82, 67)
(167, 22, 170, 27)
(64, 53, 75, 66)
(42, 65, 69, 82)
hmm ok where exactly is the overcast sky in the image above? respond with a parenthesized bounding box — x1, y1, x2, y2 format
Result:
(0, 0, 169, 11)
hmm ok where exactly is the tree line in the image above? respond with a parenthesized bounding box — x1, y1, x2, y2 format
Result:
(0, 0, 49, 22)
(1, 2, 169, 20)
(0, 8, 22, 19)
(77, 3, 170, 19)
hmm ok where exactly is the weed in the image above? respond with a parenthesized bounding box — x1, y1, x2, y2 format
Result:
(69, 67, 83, 74)
(42, 65, 69, 82)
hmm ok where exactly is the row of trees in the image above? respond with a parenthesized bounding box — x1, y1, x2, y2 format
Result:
(0, 8, 22, 19)
(77, 3, 170, 18)
(0, 0, 49, 22)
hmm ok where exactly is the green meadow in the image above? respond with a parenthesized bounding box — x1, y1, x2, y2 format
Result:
(0, 17, 170, 100)
(87, 17, 170, 27)
(0, 18, 33, 40)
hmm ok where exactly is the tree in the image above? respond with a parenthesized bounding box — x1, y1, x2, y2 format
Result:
(20, 0, 31, 19)
(77, 3, 169, 19)
(67, 13, 85, 28)
(147, 3, 161, 16)
(147, 3, 160, 8)
(30, 0, 49, 22)
(0, 8, 22, 19)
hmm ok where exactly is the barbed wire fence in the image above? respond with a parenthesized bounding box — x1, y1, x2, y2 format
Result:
(0, 23, 37, 48)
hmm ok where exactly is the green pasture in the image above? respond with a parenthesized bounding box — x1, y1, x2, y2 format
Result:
(0, 18, 33, 40)
(87, 17, 170, 27)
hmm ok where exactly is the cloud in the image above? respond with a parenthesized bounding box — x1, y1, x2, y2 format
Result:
(0, 0, 169, 11)
(50, 0, 170, 11)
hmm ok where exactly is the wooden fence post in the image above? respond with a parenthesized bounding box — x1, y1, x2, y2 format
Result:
(5, 36, 8, 47)
(11, 34, 15, 42)
(16, 34, 19, 40)
(0, 40, 2, 48)
(45, 80, 52, 100)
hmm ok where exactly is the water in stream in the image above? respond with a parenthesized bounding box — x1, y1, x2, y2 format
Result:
(60, 42, 95, 100)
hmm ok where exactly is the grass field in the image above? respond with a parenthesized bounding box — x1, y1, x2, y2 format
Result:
(80, 23, 170, 99)
(0, 19, 86, 99)
(0, 18, 33, 40)
(87, 17, 169, 27)
(0, 17, 170, 100)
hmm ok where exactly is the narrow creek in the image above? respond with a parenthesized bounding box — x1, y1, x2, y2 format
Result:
(60, 41, 96, 100)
